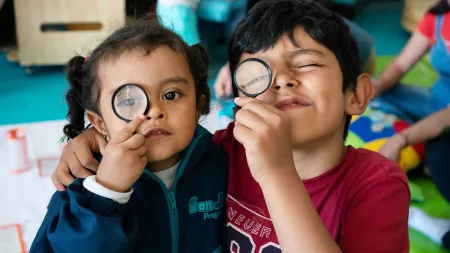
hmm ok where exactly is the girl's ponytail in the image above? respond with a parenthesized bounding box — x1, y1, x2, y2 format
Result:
(63, 56, 87, 140)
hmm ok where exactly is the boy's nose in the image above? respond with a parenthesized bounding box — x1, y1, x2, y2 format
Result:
(145, 105, 165, 120)
(274, 82, 296, 90)
(273, 72, 299, 90)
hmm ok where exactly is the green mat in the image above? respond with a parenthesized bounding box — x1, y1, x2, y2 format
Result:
(374, 55, 438, 88)
(409, 179, 450, 253)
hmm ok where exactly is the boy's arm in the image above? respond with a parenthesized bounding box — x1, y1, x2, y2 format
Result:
(30, 179, 138, 253)
(338, 175, 410, 252)
(259, 169, 343, 253)
(53, 127, 106, 190)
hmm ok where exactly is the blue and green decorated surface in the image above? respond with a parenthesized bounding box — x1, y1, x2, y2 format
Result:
(346, 106, 425, 172)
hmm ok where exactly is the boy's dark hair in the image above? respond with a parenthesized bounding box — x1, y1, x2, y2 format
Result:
(228, 0, 360, 139)
(428, 0, 450, 15)
(63, 18, 210, 140)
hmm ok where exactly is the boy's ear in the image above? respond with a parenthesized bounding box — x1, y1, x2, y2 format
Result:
(86, 110, 108, 137)
(345, 73, 373, 116)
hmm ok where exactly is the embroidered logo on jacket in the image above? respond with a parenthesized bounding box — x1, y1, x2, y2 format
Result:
(189, 192, 224, 220)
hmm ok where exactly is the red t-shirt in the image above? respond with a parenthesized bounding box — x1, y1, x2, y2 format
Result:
(417, 12, 450, 50)
(213, 123, 410, 252)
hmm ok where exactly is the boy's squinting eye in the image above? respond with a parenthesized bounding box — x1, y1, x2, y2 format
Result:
(163, 91, 182, 100)
(295, 63, 323, 69)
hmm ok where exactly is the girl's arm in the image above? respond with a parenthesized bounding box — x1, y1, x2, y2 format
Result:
(379, 107, 450, 162)
(373, 31, 430, 96)
(400, 106, 450, 146)
(30, 179, 138, 253)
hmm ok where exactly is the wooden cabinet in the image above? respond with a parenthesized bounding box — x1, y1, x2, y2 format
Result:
(13, 0, 125, 67)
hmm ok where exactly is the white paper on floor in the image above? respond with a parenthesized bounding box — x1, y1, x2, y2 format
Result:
(38, 157, 60, 177)
(0, 224, 25, 253)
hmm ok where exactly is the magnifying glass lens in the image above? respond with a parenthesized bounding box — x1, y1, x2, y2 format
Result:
(235, 60, 271, 96)
(112, 84, 148, 122)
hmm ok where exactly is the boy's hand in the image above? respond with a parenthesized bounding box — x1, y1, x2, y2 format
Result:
(52, 127, 107, 191)
(233, 97, 295, 183)
(214, 63, 233, 99)
(96, 116, 148, 192)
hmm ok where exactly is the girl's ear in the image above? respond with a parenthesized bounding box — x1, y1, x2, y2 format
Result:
(86, 110, 109, 137)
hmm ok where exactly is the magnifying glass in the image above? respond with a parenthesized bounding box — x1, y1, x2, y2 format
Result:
(111, 84, 149, 122)
(233, 58, 272, 98)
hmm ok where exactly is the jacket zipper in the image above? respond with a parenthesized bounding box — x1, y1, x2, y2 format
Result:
(145, 129, 203, 253)
(168, 191, 179, 253)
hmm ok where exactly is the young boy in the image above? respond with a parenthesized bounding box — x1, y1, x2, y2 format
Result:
(51, 0, 410, 252)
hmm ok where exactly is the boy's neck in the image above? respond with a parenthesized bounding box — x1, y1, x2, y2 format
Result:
(292, 134, 347, 180)
(147, 153, 181, 173)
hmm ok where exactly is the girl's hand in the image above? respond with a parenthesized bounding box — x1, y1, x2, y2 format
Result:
(96, 116, 148, 192)
(378, 133, 407, 162)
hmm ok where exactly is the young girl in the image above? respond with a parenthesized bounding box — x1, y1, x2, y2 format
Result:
(30, 19, 228, 253)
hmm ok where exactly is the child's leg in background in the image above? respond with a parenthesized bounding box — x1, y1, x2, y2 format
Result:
(156, 2, 200, 46)
(223, 0, 248, 41)
(408, 133, 450, 249)
(197, 0, 246, 45)
(198, 20, 221, 48)
(426, 132, 450, 216)
(214, 0, 247, 128)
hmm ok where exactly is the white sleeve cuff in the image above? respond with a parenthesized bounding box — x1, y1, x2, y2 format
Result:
(83, 175, 133, 204)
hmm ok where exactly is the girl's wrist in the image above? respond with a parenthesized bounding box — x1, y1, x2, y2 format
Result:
(397, 131, 409, 148)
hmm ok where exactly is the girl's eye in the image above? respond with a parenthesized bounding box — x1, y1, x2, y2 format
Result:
(163, 91, 181, 100)
(118, 98, 137, 107)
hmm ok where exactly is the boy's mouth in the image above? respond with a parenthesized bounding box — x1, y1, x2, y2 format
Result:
(275, 96, 312, 111)
(143, 128, 172, 139)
